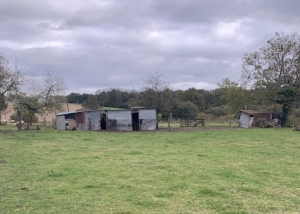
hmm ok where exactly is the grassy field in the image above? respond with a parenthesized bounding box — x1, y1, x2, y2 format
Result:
(0, 125, 300, 213)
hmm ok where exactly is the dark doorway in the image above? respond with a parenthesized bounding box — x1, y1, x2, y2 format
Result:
(100, 113, 107, 130)
(132, 112, 139, 131)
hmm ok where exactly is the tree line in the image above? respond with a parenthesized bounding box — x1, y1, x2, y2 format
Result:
(67, 86, 225, 118)
(68, 32, 300, 126)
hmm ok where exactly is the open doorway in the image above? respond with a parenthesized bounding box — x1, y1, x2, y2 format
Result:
(100, 113, 107, 130)
(132, 112, 139, 131)
(249, 115, 254, 128)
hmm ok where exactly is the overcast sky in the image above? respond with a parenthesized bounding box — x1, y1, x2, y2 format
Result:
(1, 0, 299, 94)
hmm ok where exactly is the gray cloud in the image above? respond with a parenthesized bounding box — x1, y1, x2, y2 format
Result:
(1, 0, 299, 93)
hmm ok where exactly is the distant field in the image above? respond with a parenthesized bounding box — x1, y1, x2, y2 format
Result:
(1, 102, 83, 123)
(0, 126, 299, 213)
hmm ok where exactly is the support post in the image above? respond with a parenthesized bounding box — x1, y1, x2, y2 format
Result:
(17, 103, 21, 130)
(168, 113, 171, 132)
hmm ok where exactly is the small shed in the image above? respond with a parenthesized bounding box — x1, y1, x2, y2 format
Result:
(239, 110, 282, 128)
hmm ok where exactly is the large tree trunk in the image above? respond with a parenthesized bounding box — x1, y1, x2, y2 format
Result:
(281, 103, 292, 127)
(30, 113, 34, 126)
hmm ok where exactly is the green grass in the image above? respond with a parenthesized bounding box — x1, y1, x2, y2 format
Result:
(1, 127, 300, 213)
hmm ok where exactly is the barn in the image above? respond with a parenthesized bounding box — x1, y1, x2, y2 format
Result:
(239, 110, 282, 128)
(56, 109, 157, 131)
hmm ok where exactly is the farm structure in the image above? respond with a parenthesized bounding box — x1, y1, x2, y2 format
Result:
(56, 109, 157, 131)
(239, 110, 282, 128)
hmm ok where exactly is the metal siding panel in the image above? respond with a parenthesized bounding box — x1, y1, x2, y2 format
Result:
(76, 112, 85, 123)
(240, 112, 250, 128)
(56, 115, 66, 130)
(140, 119, 156, 130)
(76, 112, 87, 130)
(139, 109, 157, 130)
(90, 111, 101, 130)
(107, 111, 132, 131)
(85, 112, 92, 131)
(139, 109, 156, 119)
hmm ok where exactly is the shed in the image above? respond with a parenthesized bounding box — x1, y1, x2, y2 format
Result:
(55, 108, 157, 131)
(239, 110, 282, 128)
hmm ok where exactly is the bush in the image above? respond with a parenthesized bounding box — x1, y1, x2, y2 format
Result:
(197, 112, 208, 120)
(286, 115, 300, 127)
(173, 101, 199, 119)
(291, 108, 300, 118)
(205, 106, 230, 117)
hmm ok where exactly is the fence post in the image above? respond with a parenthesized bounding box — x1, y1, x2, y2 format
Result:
(17, 102, 21, 130)
(168, 113, 171, 132)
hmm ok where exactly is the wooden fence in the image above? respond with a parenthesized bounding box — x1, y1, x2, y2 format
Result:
(180, 118, 205, 127)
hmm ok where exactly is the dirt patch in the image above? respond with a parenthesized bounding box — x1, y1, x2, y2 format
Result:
(0, 130, 14, 136)
(0, 160, 8, 164)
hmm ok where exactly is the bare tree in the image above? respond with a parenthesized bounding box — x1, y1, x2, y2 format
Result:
(140, 71, 175, 115)
(17, 72, 65, 129)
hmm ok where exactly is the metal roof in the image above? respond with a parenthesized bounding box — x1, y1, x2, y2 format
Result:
(56, 108, 157, 116)
(240, 110, 272, 115)
(56, 111, 78, 116)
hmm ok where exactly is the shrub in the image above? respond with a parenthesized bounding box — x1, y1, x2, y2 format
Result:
(291, 108, 300, 118)
(286, 115, 300, 127)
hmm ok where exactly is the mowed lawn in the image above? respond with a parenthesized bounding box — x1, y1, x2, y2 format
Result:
(0, 127, 299, 213)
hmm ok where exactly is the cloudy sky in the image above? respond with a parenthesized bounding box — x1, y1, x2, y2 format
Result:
(1, 0, 299, 94)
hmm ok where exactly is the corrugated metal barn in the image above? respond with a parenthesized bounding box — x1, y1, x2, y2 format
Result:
(56, 109, 157, 131)
(239, 110, 282, 128)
